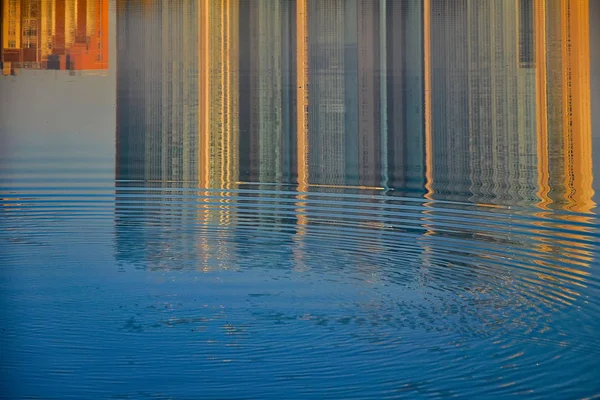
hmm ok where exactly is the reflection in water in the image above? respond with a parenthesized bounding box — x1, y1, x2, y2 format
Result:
(3, 1, 600, 398)
(111, 182, 599, 397)
(427, 0, 593, 212)
(115, 0, 594, 212)
(113, 0, 597, 333)
(1, 0, 109, 75)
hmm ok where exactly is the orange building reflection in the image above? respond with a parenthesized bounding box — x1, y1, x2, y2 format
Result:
(111, 0, 596, 304)
(114, 0, 594, 215)
(534, 0, 594, 213)
(416, 0, 596, 305)
(199, 0, 240, 190)
(422, 0, 594, 212)
(1, 0, 108, 75)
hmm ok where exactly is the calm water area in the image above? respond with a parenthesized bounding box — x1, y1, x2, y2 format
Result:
(1, 1, 600, 398)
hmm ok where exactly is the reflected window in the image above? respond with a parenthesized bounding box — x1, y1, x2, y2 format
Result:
(518, 0, 535, 68)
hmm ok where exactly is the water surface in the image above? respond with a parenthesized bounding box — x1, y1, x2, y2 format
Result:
(1, 1, 600, 398)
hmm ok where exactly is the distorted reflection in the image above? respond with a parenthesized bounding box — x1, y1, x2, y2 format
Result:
(1, 0, 109, 75)
(113, 1, 596, 287)
(114, 0, 594, 213)
(2, 1, 599, 398)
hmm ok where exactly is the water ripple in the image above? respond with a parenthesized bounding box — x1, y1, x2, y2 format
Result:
(1, 182, 599, 399)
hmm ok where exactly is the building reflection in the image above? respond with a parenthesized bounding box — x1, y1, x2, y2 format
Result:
(1, 0, 108, 75)
(114, 0, 595, 280)
(419, 0, 595, 303)
(115, 1, 199, 182)
(424, 0, 593, 210)
(238, 0, 297, 184)
(115, 0, 593, 213)
(535, 0, 593, 213)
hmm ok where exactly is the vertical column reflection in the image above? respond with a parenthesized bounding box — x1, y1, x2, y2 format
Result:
(113, 1, 596, 272)
(534, 0, 594, 212)
(294, 0, 309, 271)
(198, 0, 239, 190)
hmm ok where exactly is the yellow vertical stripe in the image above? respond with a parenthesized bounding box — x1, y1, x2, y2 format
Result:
(225, 0, 231, 188)
(535, 0, 550, 209)
(199, 0, 210, 188)
(220, 2, 226, 188)
(563, 0, 594, 212)
(423, 0, 433, 201)
(296, 0, 309, 194)
(295, 0, 309, 230)
(421, 0, 436, 258)
(293, 0, 309, 271)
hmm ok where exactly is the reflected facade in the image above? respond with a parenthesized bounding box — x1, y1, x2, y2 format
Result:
(425, 0, 593, 210)
(1, 0, 108, 75)
(115, 0, 594, 211)
(112, 0, 596, 314)
(116, 1, 199, 182)
(238, 0, 297, 184)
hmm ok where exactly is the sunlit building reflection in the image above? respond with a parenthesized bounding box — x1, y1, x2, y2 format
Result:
(199, 0, 240, 189)
(113, 0, 595, 280)
(1, 0, 108, 75)
(534, 0, 594, 213)
(115, 0, 242, 270)
(423, 0, 593, 211)
(420, 0, 594, 303)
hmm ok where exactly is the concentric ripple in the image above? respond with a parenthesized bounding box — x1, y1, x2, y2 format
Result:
(2, 164, 599, 398)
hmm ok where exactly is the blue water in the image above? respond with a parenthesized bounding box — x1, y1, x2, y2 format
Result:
(1, 143, 599, 399)
(2, 1, 600, 399)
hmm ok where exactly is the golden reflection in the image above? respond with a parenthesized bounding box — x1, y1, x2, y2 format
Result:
(197, 0, 240, 234)
(197, 1, 211, 272)
(2, 0, 108, 75)
(420, 0, 593, 212)
(534, 0, 594, 212)
(296, 0, 309, 196)
(108, 0, 595, 213)
(423, 0, 433, 202)
(535, 0, 551, 209)
(199, 0, 210, 189)
(112, 1, 596, 277)
(198, 0, 239, 190)
(292, 0, 309, 271)
(294, 0, 309, 234)
(560, 0, 593, 213)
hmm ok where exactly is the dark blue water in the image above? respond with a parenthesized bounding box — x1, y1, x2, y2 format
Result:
(2, 1, 600, 399)
(2, 146, 599, 399)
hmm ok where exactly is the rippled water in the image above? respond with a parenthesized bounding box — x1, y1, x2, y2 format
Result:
(2, 1, 600, 399)
(2, 148, 600, 399)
